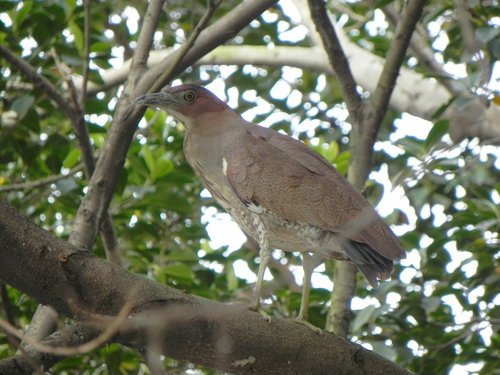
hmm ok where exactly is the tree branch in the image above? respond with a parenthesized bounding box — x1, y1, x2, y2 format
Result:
(0, 45, 74, 120)
(138, 0, 279, 95)
(128, 0, 166, 87)
(0, 165, 83, 193)
(80, 0, 91, 109)
(0, 199, 411, 375)
(383, 3, 457, 95)
(0, 323, 101, 375)
(302, 0, 425, 338)
(68, 0, 167, 252)
(76, 44, 451, 122)
(306, 0, 363, 122)
(305, 0, 363, 338)
(151, 0, 221, 94)
(17, 306, 59, 356)
(326, 262, 357, 336)
(365, 0, 427, 152)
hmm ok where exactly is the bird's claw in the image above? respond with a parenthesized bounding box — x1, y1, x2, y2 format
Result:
(258, 309, 271, 323)
(248, 303, 271, 323)
(295, 318, 323, 334)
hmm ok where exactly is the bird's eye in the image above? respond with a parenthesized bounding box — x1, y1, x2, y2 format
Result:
(183, 90, 196, 102)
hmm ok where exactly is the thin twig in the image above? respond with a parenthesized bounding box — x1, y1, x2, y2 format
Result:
(0, 294, 135, 356)
(307, 0, 363, 122)
(428, 318, 493, 351)
(129, 0, 166, 87)
(150, 0, 222, 94)
(80, 0, 91, 109)
(0, 283, 19, 348)
(51, 47, 96, 173)
(0, 46, 75, 119)
(383, 3, 457, 95)
(0, 164, 84, 193)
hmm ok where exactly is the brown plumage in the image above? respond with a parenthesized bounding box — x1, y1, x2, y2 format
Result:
(135, 84, 405, 321)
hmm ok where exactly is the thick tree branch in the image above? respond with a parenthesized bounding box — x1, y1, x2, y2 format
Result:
(0, 200, 411, 375)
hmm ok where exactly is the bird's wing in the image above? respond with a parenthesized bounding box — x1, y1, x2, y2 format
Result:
(224, 129, 404, 261)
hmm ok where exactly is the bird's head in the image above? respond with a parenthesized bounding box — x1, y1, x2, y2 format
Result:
(135, 84, 232, 129)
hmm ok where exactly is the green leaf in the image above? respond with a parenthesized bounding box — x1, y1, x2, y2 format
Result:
(14, 1, 32, 30)
(226, 262, 238, 291)
(352, 305, 376, 333)
(323, 141, 339, 163)
(368, 341, 397, 362)
(0, 0, 17, 12)
(475, 27, 500, 44)
(63, 148, 80, 168)
(68, 20, 84, 54)
(167, 250, 198, 262)
(142, 146, 156, 177)
(11, 95, 34, 119)
(153, 158, 174, 180)
(333, 151, 350, 175)
(422, 296, 441, 315)
(162, 263, 195, 281)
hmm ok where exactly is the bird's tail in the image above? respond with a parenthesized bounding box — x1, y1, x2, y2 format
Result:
(341, 239, 394, 287)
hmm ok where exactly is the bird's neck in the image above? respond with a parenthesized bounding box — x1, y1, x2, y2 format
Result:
(184, 109, 242, 136)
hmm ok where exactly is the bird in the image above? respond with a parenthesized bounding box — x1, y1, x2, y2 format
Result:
(135, 84, 405, 322)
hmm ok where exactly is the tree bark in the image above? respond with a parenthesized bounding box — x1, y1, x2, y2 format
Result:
(0, 200, 411, 374)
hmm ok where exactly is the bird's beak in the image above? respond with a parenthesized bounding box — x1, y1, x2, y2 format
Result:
(134, 91, 174, 107)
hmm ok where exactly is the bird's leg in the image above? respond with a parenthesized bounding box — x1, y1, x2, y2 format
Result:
(249, 240, 271, 311)
(296, 252, 323, 333)
(249, 219, 272, 322)
(297, 252, 313, 321)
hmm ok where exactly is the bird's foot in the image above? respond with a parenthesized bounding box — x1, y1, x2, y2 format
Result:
(295, 317, 323, 334)
(248, 303, 271, 323)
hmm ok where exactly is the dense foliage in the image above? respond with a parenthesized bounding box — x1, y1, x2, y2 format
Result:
(0, 0, 498, 373)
